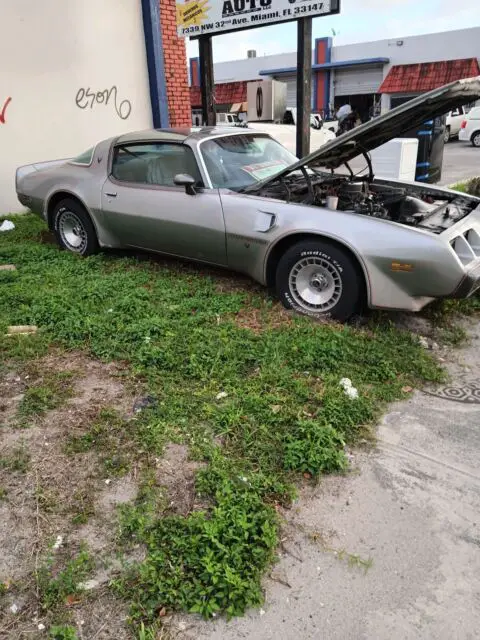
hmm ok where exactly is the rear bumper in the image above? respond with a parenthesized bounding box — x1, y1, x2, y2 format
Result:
(458, 129, 469, 142)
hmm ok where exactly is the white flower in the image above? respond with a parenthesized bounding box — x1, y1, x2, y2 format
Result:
(216, 391, 228, 400)
(52, 535, 63, 550)
(38, 623, 46, 630)
(339, 377, 358, 399)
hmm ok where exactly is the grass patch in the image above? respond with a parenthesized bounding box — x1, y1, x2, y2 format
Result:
(38, 545, 94, 611)
(0, 444, 30, 473)
(1, 214, 447, 627)
(18, 369, 75, 420)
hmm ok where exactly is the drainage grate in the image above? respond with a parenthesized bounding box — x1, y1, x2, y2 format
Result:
(423, 380, 480, 404)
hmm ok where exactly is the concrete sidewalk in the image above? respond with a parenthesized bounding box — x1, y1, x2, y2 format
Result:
(186, 323, 480, 640)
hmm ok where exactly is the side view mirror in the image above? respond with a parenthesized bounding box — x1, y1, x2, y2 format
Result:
(174, 173, 197, 195)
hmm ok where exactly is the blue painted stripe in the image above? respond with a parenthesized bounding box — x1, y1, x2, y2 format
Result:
(418, 131, 433, 136)
(416, 173, 430, 181)
(259, 57, 389, 76)
(416, 162, 430, 168)
(141, 0, 169, 128)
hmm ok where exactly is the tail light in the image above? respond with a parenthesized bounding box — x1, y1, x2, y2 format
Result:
(461, 120, 467, 129)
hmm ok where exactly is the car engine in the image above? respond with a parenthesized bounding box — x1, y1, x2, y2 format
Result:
(252, 172, 478, 234)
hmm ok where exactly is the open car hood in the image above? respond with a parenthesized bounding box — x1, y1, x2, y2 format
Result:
(244, 76, 480, 190)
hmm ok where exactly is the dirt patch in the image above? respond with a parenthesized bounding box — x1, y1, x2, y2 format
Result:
(232, 303, 294, 334)
(0, 370, 26, 428)
(156, 444, 205, 516)
(0, 352, 141, 638)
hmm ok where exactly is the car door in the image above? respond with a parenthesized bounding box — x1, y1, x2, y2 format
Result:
(101, 141, 227, 265)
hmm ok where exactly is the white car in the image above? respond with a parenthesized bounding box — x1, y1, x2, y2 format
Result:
(445, 105, 470, 142)
(458, 106, 480, 147)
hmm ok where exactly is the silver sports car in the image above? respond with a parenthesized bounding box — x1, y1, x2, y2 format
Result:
(16, 77, 480, 321)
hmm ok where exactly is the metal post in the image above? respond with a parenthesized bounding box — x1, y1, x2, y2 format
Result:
(199, 36, 216, 126)
(296, 18, 312, 159)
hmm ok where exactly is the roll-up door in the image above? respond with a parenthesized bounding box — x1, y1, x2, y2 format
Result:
(334, 65, 384, 96)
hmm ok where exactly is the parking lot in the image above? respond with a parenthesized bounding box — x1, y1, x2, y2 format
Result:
(439, 139, 480, 185)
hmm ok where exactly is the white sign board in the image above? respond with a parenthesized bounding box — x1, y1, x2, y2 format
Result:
(176, 0, 338, 38)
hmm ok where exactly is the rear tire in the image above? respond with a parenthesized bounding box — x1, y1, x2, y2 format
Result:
(275, 240, 364, 322)
(443, 126, 450, 143)
(53, 199, 99, 256)
(472, 131, 480, 148)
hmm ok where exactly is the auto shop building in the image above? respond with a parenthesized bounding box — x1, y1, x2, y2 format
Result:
(189, 26, 480, 122)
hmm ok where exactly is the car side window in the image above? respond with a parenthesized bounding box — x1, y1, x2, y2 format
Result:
(451, 108, 461, 117)
(111, 143, 202, 187)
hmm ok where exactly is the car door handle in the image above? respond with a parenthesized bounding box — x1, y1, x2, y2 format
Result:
(105, 192, 117, 198)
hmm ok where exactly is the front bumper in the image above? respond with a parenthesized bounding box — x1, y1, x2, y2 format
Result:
(451, 261, 480, 298)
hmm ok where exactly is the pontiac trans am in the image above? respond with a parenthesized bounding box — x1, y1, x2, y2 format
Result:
(16, 77, 480, 321)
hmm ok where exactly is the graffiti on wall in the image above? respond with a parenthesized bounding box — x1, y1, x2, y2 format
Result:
(75, 86, 132, 120)
(0, 97, 12, 124)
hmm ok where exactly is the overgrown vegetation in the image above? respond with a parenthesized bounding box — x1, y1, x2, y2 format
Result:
(0, 214, 457, 630)
(452, 176, 480, 197)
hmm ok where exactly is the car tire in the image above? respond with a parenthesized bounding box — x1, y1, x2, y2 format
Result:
(472, 131, 480, 148)
(53, 198, 99, 256)
(443, 126, 450, 144)
(275, 240, 364, 322)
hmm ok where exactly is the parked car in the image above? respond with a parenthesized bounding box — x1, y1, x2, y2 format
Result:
(216, 112, 247, 128)
(458, 106, 480, 147)
(16, 77, 480, 322)
(445, 105, 471, 142)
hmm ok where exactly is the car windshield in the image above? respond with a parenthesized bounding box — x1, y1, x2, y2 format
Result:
(200, 134, 297, 190)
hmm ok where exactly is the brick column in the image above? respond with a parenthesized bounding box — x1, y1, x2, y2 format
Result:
(159, 0, 191, 127)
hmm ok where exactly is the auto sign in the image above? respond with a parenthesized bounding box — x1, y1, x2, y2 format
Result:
(176, 0, 340, 37)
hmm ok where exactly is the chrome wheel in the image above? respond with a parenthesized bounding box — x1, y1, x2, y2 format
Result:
(58, 211, 87, 253)
(443, 128, 450, 144)
(288, 256, 343, 312)
(473, 132, 480, 148)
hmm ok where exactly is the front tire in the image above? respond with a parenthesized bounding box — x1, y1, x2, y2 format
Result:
(472, 131, 480, 148)
(443, 126, 450, 143)
(275, 240, 364, 322)
(53, 199, 99, 256)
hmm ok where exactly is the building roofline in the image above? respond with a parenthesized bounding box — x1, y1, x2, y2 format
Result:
(259, 57, 390, 76)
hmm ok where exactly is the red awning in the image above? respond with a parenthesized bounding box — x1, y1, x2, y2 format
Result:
(379, 58, 480, 94)
(190, 81, 247, 108)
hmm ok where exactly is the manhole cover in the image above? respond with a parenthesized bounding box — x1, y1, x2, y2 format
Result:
(423, 380, 480, 404)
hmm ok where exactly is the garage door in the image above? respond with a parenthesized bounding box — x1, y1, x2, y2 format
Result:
(273, 74, 297, 107)
(334, 66, 384, 96)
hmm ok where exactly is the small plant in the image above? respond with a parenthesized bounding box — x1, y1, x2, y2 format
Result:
(283, 421, 348, 476)
(18, 370, 74, 419)
(466, 176, 480, 197)
(0, 444, 30, 473)
(38, 546, 94, 611)
(49, 625, 78, 640)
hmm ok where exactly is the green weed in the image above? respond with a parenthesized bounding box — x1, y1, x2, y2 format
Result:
(0, 445, 30, 473)
(18, 370, 74, 419)
(1, 215, 449, 625)
(38, 546, 94, 611)
(49, 625, 78, 640)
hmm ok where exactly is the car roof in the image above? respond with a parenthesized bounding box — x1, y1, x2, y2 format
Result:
(114, 127, 254, 145)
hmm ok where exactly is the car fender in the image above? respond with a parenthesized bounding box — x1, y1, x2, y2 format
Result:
(263, 228, 373, 304)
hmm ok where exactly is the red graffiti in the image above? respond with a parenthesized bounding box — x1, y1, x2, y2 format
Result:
(0, 97, 12, 124)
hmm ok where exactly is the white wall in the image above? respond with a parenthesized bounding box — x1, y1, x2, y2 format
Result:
(0, 0, 153, 212)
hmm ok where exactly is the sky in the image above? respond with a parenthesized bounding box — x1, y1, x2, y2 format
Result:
(186, 0, 479, 63)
